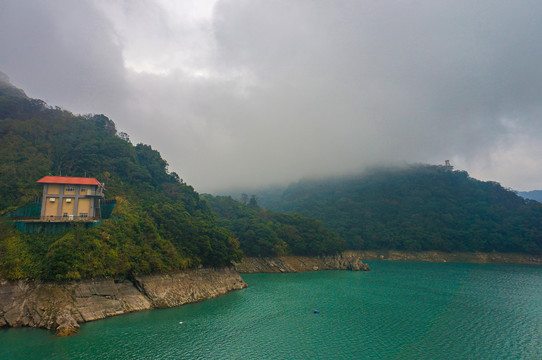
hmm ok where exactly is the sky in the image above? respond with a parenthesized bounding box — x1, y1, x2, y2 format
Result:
(1, 0, 541, 192)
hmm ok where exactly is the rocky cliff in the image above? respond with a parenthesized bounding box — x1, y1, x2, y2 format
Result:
(0, 267, 246, 336)
(233, 252, 370, 273)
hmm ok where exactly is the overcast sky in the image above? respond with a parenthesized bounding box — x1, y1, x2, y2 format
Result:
(1, 0, 541, 192)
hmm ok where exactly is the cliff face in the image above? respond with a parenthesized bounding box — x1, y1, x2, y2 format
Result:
(0, 267, 246, 336)
(133, 268, 247, 308)
(234, 252, 370, 273)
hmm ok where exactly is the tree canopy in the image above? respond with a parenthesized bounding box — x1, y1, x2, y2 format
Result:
(257, 165, 542, 254)
(203, 194, 345, 257)
(0, 79, 241, 281)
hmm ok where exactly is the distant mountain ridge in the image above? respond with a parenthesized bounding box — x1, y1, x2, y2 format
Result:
(249, 165, 542, 254)
(517, 190, 542, 202)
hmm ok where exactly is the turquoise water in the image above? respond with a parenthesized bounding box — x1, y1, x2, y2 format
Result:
(1, 261, 541, 359)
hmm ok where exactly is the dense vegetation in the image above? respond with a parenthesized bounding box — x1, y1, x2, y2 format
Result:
(0, 77, 242, 281)
(202, 194, 345, 257)
(257, 166, 542, 254)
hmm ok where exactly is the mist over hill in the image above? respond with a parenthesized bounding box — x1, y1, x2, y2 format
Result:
(2, 72, 541, 283)
(244, 165, 542, 254)
(0, 75, 351, 281)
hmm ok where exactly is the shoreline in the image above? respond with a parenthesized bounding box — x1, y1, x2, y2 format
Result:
(0, 267, 247, 336)
(348, 250, 542, 266)
(234, 252, 370, 273)
(2, 250, 538, 336)
(0, 253, 368, 335)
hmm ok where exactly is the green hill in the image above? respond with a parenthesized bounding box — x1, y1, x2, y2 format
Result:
(202, 194, 345, 257)
(0, 76, 242, 281)
(255, 165, 542, 254)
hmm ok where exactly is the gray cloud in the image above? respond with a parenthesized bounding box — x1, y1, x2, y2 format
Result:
(0, 0, 127, 113)
(1, 0, 541, 191)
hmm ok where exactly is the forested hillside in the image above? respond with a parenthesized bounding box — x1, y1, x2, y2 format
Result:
(0, 76, 242, 280)
(202, 195, 345, 257)
(257, 166, 542, 254)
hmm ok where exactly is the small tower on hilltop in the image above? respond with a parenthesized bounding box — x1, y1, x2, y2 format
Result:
(444, 160, 454, 171)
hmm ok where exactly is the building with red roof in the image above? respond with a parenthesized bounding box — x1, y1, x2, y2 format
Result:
(37, 176, 104, 221)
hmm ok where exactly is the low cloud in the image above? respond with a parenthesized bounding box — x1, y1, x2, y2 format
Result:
(1, 0, 541, 191)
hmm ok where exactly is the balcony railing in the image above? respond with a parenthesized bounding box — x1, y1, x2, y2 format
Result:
(82, 189, 104, 197)
(44, 215, 100, 221)
(6, 216, 101, 222)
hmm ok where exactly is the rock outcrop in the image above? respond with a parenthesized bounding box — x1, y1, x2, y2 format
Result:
(234, 252, 370, 273)
(133, 268, 247, 308)
(0, 267, 246, 336)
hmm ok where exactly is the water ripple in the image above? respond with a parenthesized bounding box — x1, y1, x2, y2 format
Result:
(1, 262, 541, 359)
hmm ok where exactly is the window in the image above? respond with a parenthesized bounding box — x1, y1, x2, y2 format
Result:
(80, 187, 86, 194)
(65, 186, 75, 192)
(63, 213, 68, 217)
(79, 213, 89, 218)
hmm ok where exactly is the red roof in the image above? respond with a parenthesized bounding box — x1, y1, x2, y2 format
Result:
(37, 176, 102, 186)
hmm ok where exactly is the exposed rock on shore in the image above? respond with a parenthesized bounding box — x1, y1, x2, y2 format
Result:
(0, 268, 246, 336)
(350, 250, 542, 265)
(2, 250, 538, 336)
(234, 252, 370, 273)
(0, 254, 368, 336)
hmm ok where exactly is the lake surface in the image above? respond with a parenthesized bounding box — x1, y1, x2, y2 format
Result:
(1, 261, 541, 359)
